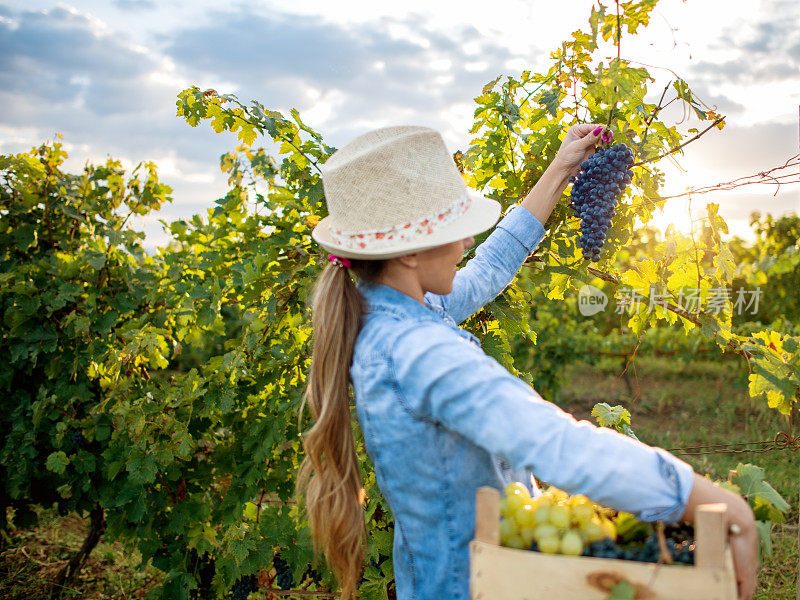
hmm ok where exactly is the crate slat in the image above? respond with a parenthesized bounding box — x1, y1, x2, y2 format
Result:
(695, 502, 727, 569)
(474, 486, 501, 545)
(470, 486, 737, 600)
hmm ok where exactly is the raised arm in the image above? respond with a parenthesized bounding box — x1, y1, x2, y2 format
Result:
(425, 124, 607, 323)
(424, 204, 546, 324)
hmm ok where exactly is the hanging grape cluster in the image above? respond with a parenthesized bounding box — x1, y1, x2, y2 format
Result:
(302, 564, 323, 585)
(272, 554, 294, 590)
(568, 143, 635, 262)
(229, 574, 257, 600)
(187, 548, 216, 599)
(70, 430, 87, 449)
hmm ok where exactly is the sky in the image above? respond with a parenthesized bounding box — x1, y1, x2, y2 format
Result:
(1, 0, 798, 249)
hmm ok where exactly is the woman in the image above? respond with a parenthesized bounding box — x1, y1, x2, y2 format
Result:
(295, 124, 758, 600)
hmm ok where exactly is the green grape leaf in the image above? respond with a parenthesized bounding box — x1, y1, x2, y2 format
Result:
(591, 403, 637, 439)
(752, 496, 786, 524)
(14, 224, 38, 251)
(747, 369, 796, 415)
(45, 451, 70, 474)
(754, 520, 774, 557)
(730, 463, 790, 518)
(537, 87, 561, 117)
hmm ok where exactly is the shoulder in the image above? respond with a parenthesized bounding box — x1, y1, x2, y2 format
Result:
(354, 311, 448, 364)
(390, 320, 489, 383)
(391, 319, 473, 355)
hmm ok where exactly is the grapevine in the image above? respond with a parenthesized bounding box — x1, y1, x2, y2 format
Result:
(0, 0, 797, 598)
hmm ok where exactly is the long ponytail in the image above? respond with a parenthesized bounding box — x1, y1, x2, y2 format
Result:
(295, 259, 384, 599)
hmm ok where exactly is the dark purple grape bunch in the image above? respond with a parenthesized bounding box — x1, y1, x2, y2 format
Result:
(568, 135, 634, 262)
(272, 554, 294, 590)
(229, 574, 257, 600)
(70, 430, 87, 449)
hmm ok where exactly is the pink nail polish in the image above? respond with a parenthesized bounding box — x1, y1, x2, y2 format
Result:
(592, 126, 603, 136)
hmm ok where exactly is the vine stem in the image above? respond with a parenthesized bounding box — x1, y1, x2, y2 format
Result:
(615, 0, 621, 60)
(604, 0, 622, 131)
(633, 116, 725, 167)
(618, 336, 642, 403)
(52, 504, 106, 593)
(588, 263, 700, 325)
(255, 488, 267, 523)
(639, 83, 671, 151)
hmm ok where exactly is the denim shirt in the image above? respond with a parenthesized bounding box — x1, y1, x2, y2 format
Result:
(350, 205, 695, 600)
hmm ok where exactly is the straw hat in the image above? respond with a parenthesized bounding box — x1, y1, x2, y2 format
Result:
(311, 125, 501, 259)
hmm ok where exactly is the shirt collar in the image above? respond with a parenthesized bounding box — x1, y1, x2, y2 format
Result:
(357, 280, 443, 321)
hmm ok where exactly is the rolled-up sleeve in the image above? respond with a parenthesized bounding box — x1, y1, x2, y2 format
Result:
(426, 205, 546, 324)
(390, 322, 695, 523)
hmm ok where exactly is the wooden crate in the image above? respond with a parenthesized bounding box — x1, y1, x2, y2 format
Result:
(469, 486, 737, 600)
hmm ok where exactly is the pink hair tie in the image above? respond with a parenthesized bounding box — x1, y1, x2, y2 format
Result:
(327, 254, 352, 269)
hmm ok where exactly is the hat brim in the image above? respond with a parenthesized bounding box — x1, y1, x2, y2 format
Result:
(311, 190, 502, 260)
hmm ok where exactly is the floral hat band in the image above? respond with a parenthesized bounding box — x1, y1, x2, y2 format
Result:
(328, 193, 471, 251)
(311, 125, 501, 260)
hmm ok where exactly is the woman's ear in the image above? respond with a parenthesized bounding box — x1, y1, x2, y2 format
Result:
(395, 253, 419, 269)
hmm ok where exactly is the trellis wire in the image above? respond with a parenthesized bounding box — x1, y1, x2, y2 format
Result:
(648, 152, 800, 202)
(668, 431, 799, 456)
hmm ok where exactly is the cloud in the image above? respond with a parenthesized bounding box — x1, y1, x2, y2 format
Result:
(114, 0, 156, 10)
(689, 4, 800, 85)
(0, 4, 534, 247)
(680, 121, 799, 179)
(0, 6, 158, 113)
(162, 10, 531, 147)
(658, 120, 799, 239)
(0, 4, 235, 250)
(691, 59, 799, 85)
(2, 1, 794, 255)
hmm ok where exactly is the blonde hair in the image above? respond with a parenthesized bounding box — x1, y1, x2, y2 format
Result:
(295, 259, 385, 599)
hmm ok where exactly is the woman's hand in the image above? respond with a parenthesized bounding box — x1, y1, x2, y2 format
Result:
(552, 123, 609, 179)
(521, 123, 611, 223)
(680, 473, 759, 600)
(729, 520, 760, 600)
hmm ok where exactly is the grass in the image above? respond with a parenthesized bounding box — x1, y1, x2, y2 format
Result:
(0, 505, 163, 600)
(555, 354, 799, 600)
(1, 356, 797, 599)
